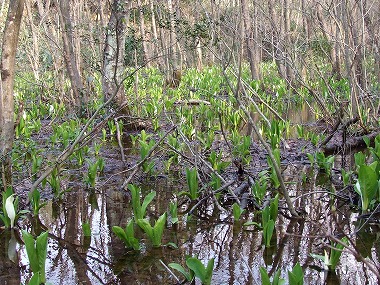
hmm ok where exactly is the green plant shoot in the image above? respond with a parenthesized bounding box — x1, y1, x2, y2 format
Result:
(186, 257, 214, 285)
(232, 203, 245, 221)
(185, 168, 199, 200)
(354, 163, 379, 212)
(82, 221, 91, 237)
(22, 231, 49, 283)
(128, 184, 156, 221)
(260, 267, 285, 285)
(169, 201, 179, 224)
(288, 263, 303, 285)
(137, 212, 167, 247)
(29, 189, 48, 216)
(112, 220, 140, 250)
(311, 237, 348, 271)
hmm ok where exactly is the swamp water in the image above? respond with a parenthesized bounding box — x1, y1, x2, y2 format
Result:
(0, 105, 379, 285)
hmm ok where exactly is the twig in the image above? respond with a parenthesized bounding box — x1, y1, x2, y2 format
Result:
(326, 233, 380, 279)
(188, 180, 235, 215)
(159, 259, 180, 283)
(355, 203, 380, 233)
(319, 117, 341, 147)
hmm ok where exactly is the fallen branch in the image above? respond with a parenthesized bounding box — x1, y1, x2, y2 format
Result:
(321, 128, 379, 154)
(188, 180, 235, 215)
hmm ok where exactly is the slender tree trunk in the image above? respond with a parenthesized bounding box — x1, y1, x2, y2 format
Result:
(0, 0, 25, 189)
(102, 0, 130, 114)
(241, 0, 260, 80)
(332, 3, 342, 79)
(150, 0, 165, 69)
(58, 0, 86, 115)
(362, 0, 380, 84)
(137, 0, 150, 67)
(283, 0, 296, 85)
(196, 36, 203, 71)
(167, 0, 179, 71)
(341, 0, 359, 118)
(25, 0, 40, 80)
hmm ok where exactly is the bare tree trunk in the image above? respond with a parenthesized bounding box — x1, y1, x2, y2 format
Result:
(0, 0, 25, 189)
(167, 0, 179, 71)
(362, 0, 380, 84)
(350, 3, 365, 91)
(268, 0, 288, 82)
(137, 0, 150, 67)
(58, 0, 86, 115)
(25, 0, 40, 80)
(102, 0, 130, 114)
(150, 0, 165, 69)
(341, 0, 359, 118)
(196, 36, 203, 71)
(283, 0, 296, 85)
(332, 3, 342, 79)
(241, 0, 261, 80)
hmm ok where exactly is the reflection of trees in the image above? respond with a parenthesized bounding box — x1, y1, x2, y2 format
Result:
(106, 188, 133, 283)
(38, 185, 115, 284)
(64, 190, 92, 284)
(0, 231, 20, 285)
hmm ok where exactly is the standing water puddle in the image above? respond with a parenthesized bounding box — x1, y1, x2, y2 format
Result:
(1, 104, 379, 284)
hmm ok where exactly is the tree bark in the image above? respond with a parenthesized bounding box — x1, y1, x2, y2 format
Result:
(167, 0, 179, 71)
(58, 0, 86, 116)
(341, 0, 360, 118)
(0, 0, 25, 189)
(102, 0, 130, 114)
(137, 0, 150, 67)
(241, 0, 261, 80)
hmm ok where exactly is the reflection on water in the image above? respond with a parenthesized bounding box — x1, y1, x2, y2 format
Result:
(5, 165, 375, 284)
(0, 231, 20, 285)
(2, 105, 380, 284)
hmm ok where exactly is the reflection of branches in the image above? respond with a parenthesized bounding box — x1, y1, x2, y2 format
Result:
(47, 232, 112, 284)
(269, 218, 299, 276)
(326, 232, 380, 279)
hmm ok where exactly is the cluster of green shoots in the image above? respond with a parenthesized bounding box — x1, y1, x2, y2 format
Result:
(0, 188, 49, 285)
(111, 183, 215, 284)
(260, 263, 304, 285)
(353, 135, 380, 213)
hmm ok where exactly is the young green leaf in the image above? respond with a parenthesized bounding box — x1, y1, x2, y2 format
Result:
(82, 222, 91, 237)
(260, 267, 271, 285)
(168, 263, 193, 281)
(186, 257, 214, 285)
(141, 191, 156, 219)
(355, 165, 379, 212)
(263, 219, 275, 247)
(152, 212, 167, 247)
(23, 231, 39, 274)
(27, 273, 41, 285)
(288, 263, 303, 285)
(232, 203, 245, 221)
(36, 231, 48, 283)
